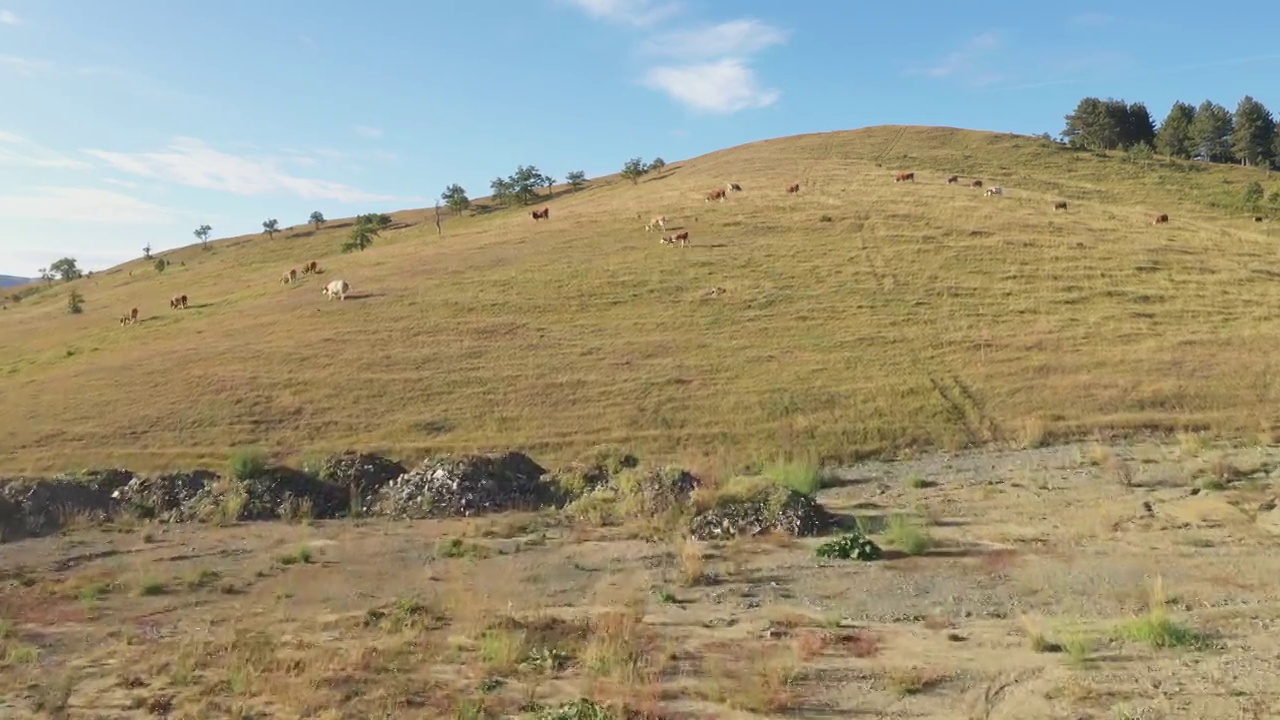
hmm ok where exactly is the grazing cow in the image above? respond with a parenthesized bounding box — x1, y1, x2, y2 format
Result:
(282, 268, 298, 284)
(1053, 201, 1069, 211)
(947, 175, 960, 185)
(727, 182, 743, 192)
(1255, 216, 1264, 223)
(645, 215, 668, 232)
(307, 260, 319, 274)
(673, 230, 690, 247)
(706, 188, 727, 203)
(1152, 213, 1169, 225)
(170, 294, 188, 310)
(323, 279, 351, 301)
(971, 180, 983, 188)
(119, 314, 130, 327)
(985, 187, 1003, 197)
(530, 208, 550, 221)
(120, 307, 139, 326)
(894, 172, 915, 183)
(786, 183, 800, 194)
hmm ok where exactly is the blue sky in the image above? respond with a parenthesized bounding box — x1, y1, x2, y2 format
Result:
(1, 0, 1277, 276)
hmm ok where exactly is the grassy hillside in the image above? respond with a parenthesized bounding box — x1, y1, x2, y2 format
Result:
(2, 125, 1279, 474)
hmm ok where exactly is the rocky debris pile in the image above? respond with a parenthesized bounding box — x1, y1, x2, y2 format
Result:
(316, 452, 406, 514)
(0, 471, 133, 540)
(690, 479, 833, 540)
(373, 451, 550, 518)
(112, 470, 216, 522)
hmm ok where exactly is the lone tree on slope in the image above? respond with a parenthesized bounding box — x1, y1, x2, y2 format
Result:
(262, 218, 280, 239)
(566, 171, 587, 192)
(193, 224, 212, 248)
(620, 157, 648, 185)
(309, 211, 327, 231)
(49, 257, 82, 282)
(441, 184, 471, 215)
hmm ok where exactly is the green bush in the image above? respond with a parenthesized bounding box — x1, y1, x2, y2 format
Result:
(228, 447, 269, 481)
(815, 531, 883, 561)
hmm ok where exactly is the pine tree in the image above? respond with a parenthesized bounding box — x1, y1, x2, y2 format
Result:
(1123, 102, 1156, 149)
(1231, 95, 1276, 167)
(1156, 101, 1197, 158)
(1190, 100, 1233, 162)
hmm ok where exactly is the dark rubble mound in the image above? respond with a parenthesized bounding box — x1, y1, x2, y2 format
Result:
(112, 470, 217, 522)
(185, 468, 350, 522)
(373, 451, 550, 518)
(0, 470, 134, 541)
(316, 451, 407, 513)
(689, 477, 834, 540)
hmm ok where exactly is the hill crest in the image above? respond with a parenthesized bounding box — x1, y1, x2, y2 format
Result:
(1, 124, 1278, 473)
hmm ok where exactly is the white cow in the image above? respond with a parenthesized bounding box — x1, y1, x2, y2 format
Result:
(322, 279, 350, 301)
(985, 187, 1004, 197)
(645, 215, 668, 232)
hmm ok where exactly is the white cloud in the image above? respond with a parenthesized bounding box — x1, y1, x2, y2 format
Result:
(355, 125, 384, 139)
(0, 187, 175, 224)
(910, 32, 1004, 87)
(564, 0, 682, 27)
(643, 58, 779, 114)
(101, 178, 140, 189)
(640, 18, 787, 58)
(82, 137, 399, 203)
(0, 10, 18, 25)
(0, 130, 92, 170)
(0, 54, 49, 76)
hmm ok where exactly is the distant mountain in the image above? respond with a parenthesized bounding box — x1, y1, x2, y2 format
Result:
(0, 275, 34, 288)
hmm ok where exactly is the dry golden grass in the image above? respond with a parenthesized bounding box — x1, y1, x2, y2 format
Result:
(3, 125, 1280, 475)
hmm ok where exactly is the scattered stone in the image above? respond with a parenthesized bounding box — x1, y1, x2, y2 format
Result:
(373, 451, 550, 518)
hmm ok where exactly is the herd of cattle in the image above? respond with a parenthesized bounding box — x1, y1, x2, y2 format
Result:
(116, 257, 353, 328)
(110, 165, 1235, 327)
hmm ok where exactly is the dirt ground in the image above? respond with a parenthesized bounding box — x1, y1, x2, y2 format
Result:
(3, 438, 1280, 719)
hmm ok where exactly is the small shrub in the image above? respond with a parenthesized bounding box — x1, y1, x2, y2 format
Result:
(904, 474, 931, 489)
(1115, 577, 1207, 649)
(762, 457, 823, 496)
(1019, 614, 1063, 653)
(818, 214, 834, 222)
(884, 514, 931, 555)
(137, 580, 168, 597)
(887, 668, 945, 697)
(153, 258, 169, 273)
(676, 536, 705, 586)
(228, 447, 268, 481)
(815, 531, 882, 561)
(478, 628, 528, 673)
(66, 289, 84, 314)
(277, 546, 315, 566)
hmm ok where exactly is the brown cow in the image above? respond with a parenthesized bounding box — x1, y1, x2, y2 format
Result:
(1254, 216, 1264, 223)
(894, 172, 915, 183)
(1053, 201, 1069, 211)
(121, 307, 139, 326)
(786, 183, 800, 194)
(947, 175, 960, 184)
(169, 294, 189, 309)
(971, 180, 983, 188)
(727, 182, 743, 192)
(673, 230, 690, 247)
(530, 208, 550, 221)
(308, 260, 319, 274)
(706, 188, 727, 202)
(282, 268, 298, 284)
(1152, 213, 1169, 225)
